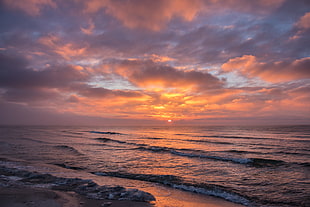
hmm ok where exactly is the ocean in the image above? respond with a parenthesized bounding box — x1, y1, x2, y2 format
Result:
(0, 125, 309, 207)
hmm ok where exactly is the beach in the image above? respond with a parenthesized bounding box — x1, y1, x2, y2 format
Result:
(0, 157, 244, 207)
(0, 125, 309, 207)
(0, 186, 245, 207)
(1, 0, 310, 206)
(0, 186, 152, 207)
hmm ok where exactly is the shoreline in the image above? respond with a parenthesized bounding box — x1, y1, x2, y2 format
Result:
(0, 164, 155, 205)
(0, 157, 246, 207)
(0, 186, 152, 207)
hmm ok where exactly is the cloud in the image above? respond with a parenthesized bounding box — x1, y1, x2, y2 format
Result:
(75, 84, 144, 99)
(296, 12, 310, 29)
(81, 20, 95, 35)
(225, 0, 285, 13)
(82, 0, 285, 31)
(38, 35, 87, 60)
(290, 12, 310, 40)
(111, 59, 223, 91)
(222, 55, 310, 82)
(2, 88, 62, 105)
(1, 51, 309, 123)
(147, 54, 175, 63)
(0, 53, 152, 117)
(84, 0, 203, 31)
(3, 0, 56, 16)
(0, 0, 309, 125)
(0, 53, 88, 89)
(0, 53, 93, 107)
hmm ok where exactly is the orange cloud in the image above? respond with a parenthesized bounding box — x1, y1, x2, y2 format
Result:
(84, 0, 203, 31)
(222, 55, 310, 82)
(82, 0, 285, 31)
(62, 91, 153, 119)
(38, 35, 86, 60)
(147, 54, 175, 63)
(296, 12, 310, 29)
(3, 0, 56, 15)
(81, 20, 95, 35)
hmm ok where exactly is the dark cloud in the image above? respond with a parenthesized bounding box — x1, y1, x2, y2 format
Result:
(2, 88, 61, 104)
(0, 53, 88, 89)
(76, 84, 144, 98)
(113, 60, 223, 90)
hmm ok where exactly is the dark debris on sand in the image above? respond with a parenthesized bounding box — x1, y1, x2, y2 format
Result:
(0, 165, 155, 202)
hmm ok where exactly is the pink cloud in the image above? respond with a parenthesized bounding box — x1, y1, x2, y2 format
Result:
(222, 55, 310, 82)
(84, 0, 202, 31)
(296, 12, 310, 29)
(38, 35, 87, 60)
(81, 0, 285, 31)
(81, 20, 95, 35)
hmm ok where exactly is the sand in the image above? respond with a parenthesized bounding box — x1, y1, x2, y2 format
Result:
(0, 185, 246, 207)
(0, 157, 246, 207)
(0, 186, 152, 207)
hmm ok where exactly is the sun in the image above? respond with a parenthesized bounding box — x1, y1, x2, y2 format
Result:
(167, 119, 172, 123)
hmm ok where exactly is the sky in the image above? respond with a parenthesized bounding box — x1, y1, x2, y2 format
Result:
(0, 0, 309, 126)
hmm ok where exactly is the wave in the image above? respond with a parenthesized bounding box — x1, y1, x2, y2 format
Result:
(96, 138, 248, 164)
(93, 137, 287, 166)
(195, 135, 271, 140)
(88, 131, 125, 135)
(22, 137, 50, 144)
(185, 139, 232, 145)
(250, 158, 285, 167)
(95, 138, 147, 148)
(61, 130, 84, 135)
(53, 163, 85, 170)
(140, 137, 164, 140)
(224, 149, 266, 155)
(226, 149, 250, 153)
(293, 139, 310, 143)
(54, 145, 83, 155)
(136, 145, 287, 166)
(292, 135, 310, 138)
(223, 149, 299, 157)
(223, 149, 310, 162)
(92, 171, 250, 206)
(273, 150, 310, 156)
(299, 162, 310, 167)
(95, 137, 127, 144)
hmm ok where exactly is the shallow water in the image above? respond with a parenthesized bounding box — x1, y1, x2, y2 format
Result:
(0, 125, 309, 206)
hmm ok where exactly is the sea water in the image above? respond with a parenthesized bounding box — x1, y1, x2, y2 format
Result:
(0, 125, 309, 206)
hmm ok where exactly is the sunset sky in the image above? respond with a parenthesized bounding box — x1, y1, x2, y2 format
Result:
(0, 0, 309, 125)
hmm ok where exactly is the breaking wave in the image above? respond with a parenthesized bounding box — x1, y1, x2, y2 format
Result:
(54, 145, 83, 155)
(92, 171, 250, 206)
(95, 137, 127, 144)
(88, 131, 125, 135)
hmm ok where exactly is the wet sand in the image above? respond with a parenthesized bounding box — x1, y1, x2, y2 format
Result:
(0, 184, 245, 207)
(0, 186, 246, 207)
(0, 156, 245, 207)
(0, 186, 152, 207)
